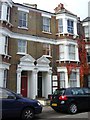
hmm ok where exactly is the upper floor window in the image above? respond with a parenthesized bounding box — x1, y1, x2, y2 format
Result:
(69, 44, 75, 60)
(58, 19, 63, 33)
(67, 19, 74, 34)
(4, 36, 8, 55)
(43, 17, 50, 32)
(7, 6, 10, 22)
(0, 3, 2, 19)
(43, 44, 51, 56)
(84, 26, 89, 38)
(18, 11, 28, 28)
(60, 72, 65, 88)
(87, 48, 90, 62)
(18, 40, 27, 54)
(59, 44, 64, 59)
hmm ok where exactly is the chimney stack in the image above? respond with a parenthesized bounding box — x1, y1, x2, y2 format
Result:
(54, 3, 64, 13)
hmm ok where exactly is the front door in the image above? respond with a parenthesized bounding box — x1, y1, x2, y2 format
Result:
(38, 72, 42, 98)
(21, 76, 27, 97)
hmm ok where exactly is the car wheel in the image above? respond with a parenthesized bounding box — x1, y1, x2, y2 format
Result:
(68, 103, 78, 114)
(21, 107, 34, 120)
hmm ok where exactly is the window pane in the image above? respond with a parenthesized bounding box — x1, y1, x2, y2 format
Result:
(43, 44, 51, 55)
(59, 44, 64, 59)
(60, 72, 65, 88)
(69, 72, 77, 87)
(18, 11, 27, 27)
(43, 17, 50, 32)
(69, 45, 75, 60)
(67, 19, 74, 34)
(18, 40, 27, 53)
(58, 19, 63, 33)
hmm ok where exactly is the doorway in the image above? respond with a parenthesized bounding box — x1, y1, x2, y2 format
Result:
(38, 72, 42, 98)
(21, 71, 27, 97)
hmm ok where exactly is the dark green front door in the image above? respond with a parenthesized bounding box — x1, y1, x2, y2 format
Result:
(38, 72, 42, 97)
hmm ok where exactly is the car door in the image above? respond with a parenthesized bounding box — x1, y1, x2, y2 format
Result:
(83, 88, 90, 110)
(1, 88, 20, 118)
(71, 88, 88, 110)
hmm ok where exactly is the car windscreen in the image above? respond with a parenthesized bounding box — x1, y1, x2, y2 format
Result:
(53, 89, 65, 95)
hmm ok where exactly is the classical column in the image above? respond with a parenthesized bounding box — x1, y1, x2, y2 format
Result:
(45, 70, 52, 99)
(30, 68, 38, 99)
(17, 69, 22, 94)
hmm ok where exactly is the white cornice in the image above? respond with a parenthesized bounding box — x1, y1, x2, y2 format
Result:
(0, 27, 78, 45)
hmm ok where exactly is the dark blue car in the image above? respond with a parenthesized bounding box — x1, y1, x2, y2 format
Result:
(0, 87, 42, 120)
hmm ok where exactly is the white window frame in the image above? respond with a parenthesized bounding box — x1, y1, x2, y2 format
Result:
(58, 19, 63, 33)
(69, 72, 77, 87)
(67, 19, 74, 34)
(69, 44, 75, 60)
(60, 72, 65, 88)
(4, 36, 8, 55)
(18, 11, 28, 28)
(43, 17, 50, 33)
(17, 40, 27, 54)
(59, 44, 64, 60)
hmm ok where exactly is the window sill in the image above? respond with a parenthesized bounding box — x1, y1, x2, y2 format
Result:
(0, 19, 13, 27)
(56, 59, 80, 63)
(42, 31, 52, 34)
(1, 54, 11, 59)
(18, 26, 28, 30)
(43, 55, 52, 58)
(17, 52, 27, 55)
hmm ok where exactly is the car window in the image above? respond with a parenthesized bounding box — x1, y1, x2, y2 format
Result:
(83, 88, 90, 94)
(0, 88, 16, 99)
(71, 88, 84, 95)
(53, 89, 65, 95)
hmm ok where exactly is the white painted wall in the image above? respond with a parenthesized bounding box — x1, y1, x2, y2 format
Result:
(0, 35, 5, 54)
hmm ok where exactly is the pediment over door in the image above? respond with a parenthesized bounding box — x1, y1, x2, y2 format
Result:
(37, 56, 50, 67)
(19, 54, 35, 69)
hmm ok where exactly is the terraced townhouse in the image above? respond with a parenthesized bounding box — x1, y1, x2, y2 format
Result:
(0, 0, 89, 99)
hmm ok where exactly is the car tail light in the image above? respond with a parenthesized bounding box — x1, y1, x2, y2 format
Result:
(50, 95, 52, 100)
(59, 95, 68, 100)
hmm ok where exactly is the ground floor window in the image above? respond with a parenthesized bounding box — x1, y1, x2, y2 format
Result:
(3, 70, 7, 88)
(69, 72, 77, 87)
(60, 72, 65, 88)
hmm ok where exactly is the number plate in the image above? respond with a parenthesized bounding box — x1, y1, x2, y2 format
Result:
(52, 103, 57, 106)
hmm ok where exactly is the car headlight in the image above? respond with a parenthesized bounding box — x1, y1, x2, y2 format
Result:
(37, 101, 42, 106)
